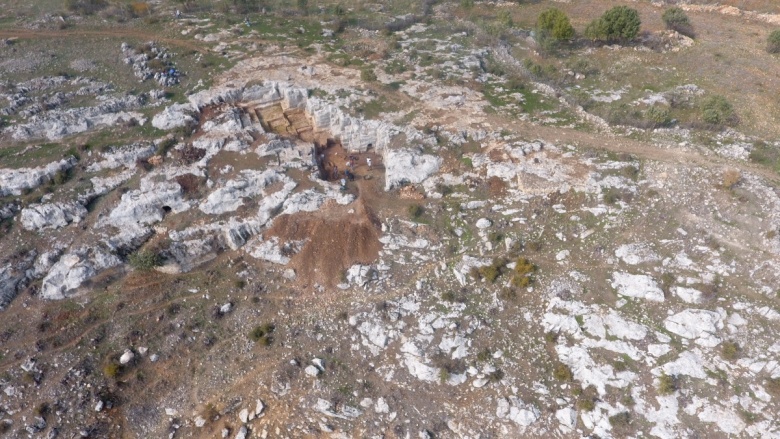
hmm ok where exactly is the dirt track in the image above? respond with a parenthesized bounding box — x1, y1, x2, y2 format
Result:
(0, 27, 209, 53)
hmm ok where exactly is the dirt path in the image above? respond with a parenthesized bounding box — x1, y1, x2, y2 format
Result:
(0, 27, 209, 53)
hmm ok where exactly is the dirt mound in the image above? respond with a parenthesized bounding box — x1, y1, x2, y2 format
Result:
(265, 199, 382, 288)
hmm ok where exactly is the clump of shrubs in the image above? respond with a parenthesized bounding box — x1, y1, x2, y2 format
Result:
(701, 95, 737, 128)
(470, 258, 507, 283)
(658, 372, 678, 394)
(128, 250, 162, 271)
(584, 6, 641, 43)
(511, 257, 536, 288)
(721, 340, 741, 361)
(767, 30, 780, 54)
(249, 323, 275, 346)
(608, 411, 631, 429)
(662, 7, 694, 38)
(408, 204, 424, 220)
(553, 362, 573, 381)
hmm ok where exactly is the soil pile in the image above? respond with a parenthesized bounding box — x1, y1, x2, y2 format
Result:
(265, 199, 382, 288)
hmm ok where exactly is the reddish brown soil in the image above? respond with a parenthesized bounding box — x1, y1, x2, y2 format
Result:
(265, 198, 382, 288)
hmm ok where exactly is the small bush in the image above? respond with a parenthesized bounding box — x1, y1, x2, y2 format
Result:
(645, 106, 671, 128)
(175, 173, 205, 199)
(408, 204, 424, 220)
(249, 323, 275, 345)
(360, 68, 377, 83)
(576, 397, 596, 412)
(553, 362, 573, 381)
(658, 373, 677, 394)
(476, 348, 492, 362)
(52, 170, 69, 185)
(441, 290, 457, 303)
(66, 0, 107, 15)
(128, 1, 151, 17)
(767, 30, 780, 54)
(766, 377, 780, 396)
(662, 7, 694, 37)
(537, 8, 575, 44)
(701, 95, 737, 127)
(128, 250, 162, 271)
(721, 169, 741, 190)
(511, 257, 536, 288)
(584, 6, 641, 42)
(476, 258, 507, 283)
(103, 362, 122, 378)
(721, 340, 740, 361)
(608, 412, 631, 428)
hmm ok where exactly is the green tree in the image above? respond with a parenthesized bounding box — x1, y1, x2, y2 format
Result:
(584, 6, 641, 42)
(701, 95, 737, 127)
(537, 8, 575, 41)
(768, 30, 780, 54)
(662, 7, 694, 37)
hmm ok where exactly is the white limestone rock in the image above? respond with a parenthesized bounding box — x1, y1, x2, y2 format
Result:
(664, 309, 723, 347)
(40, 248, 121, 300)
(106, 178, 189, 227)
(384, 149, 442, 191)
(611, 272, 665, 302)
(20, 201, 87, 231)
(0, 157, 77, 197)
(152, 103, 197, 130)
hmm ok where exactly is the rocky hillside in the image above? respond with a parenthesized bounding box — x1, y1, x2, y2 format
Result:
(1, 1, 780, 438)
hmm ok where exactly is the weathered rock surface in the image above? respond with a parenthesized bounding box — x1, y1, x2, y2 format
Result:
(0, 157, 77, 197)
(20, 201, 87, 231)
(40, 248, 122, 300)
(384, 149, 442, 190)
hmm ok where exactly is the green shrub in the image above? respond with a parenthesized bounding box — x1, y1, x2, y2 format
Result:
(476, 258, 507, 283)
(103, 362, 122, 378)
(721, 340, 740, 360)
(584, 6, 641, 42)
(701, 95, 737, 127)
(360, 68, 377, 82)
(645, 106, 671, 128)
(511, 257, 536, 288)
(658, 373, 677, 394)
(553, 362, 573, 381)
(408, 204, 424, 220)
(128, 250, 162, 271)
(608, 412, 631, 428)
(767, 377, 780, 396)
(662, 7, 694, 37)
(767, 30, 780, 54)
(52, 170, 69, 185)
(249, 323, 275, 345)
(576, 397, 596, 412)
(65, 0, 107, 15)
(537, 8, 575, 42)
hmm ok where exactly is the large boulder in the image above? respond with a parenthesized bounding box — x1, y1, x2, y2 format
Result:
(151, 103, 198, 130)
(20, 201, 87, 231)
(0, 157, 77, 197)
(106, 178, 189, 227)
(384, 148, 442, 190)
(40, 248, 121, 300)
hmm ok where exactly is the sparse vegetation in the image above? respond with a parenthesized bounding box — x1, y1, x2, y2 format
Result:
(249, 323, 275, 345)
(767, 30, 780, 54)
(701, 95, 737, 127)
(553, 362, 573, 381)
(662, 7, 694, 38)
(721, 340, 741, 361)
(128, 250, 162, 271)
(721, 169, 741, 190)
(511, 257, 536, 288)
(608, 411, 631, 429)
(658, 373, 678, 394)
